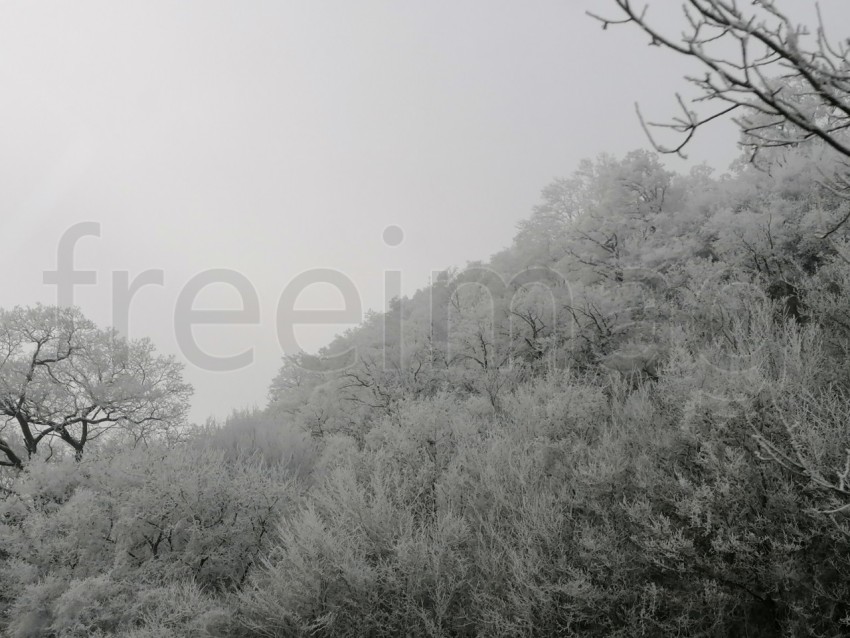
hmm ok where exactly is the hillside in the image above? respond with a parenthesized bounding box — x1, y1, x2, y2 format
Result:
(3, 142, 849, 636)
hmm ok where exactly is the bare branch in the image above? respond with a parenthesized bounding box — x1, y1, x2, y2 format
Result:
(595, 0, 850, 230)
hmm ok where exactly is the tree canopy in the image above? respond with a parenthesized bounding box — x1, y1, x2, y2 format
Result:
(0, 305, 191, 468)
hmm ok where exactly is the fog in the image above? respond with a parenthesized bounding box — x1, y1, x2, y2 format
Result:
(2, 0, 844, 421)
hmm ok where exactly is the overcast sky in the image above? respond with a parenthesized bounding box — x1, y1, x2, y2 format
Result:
(2, 0, 847, 422)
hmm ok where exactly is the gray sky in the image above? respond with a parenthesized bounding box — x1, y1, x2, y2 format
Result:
(2, 1, 845, 422)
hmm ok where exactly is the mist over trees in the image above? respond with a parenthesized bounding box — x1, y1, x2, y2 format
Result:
(3, 1, 850, 636)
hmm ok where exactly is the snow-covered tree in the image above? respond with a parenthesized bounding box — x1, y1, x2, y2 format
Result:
(0, 305, 191, 468)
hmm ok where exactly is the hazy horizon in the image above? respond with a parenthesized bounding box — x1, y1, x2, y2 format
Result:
(4, 0, 845, 422)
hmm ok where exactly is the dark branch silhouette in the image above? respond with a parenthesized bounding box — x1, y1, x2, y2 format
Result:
(589, 0, 850, 236)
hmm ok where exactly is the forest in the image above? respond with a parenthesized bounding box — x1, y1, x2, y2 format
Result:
(3, 1, 850, 636)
